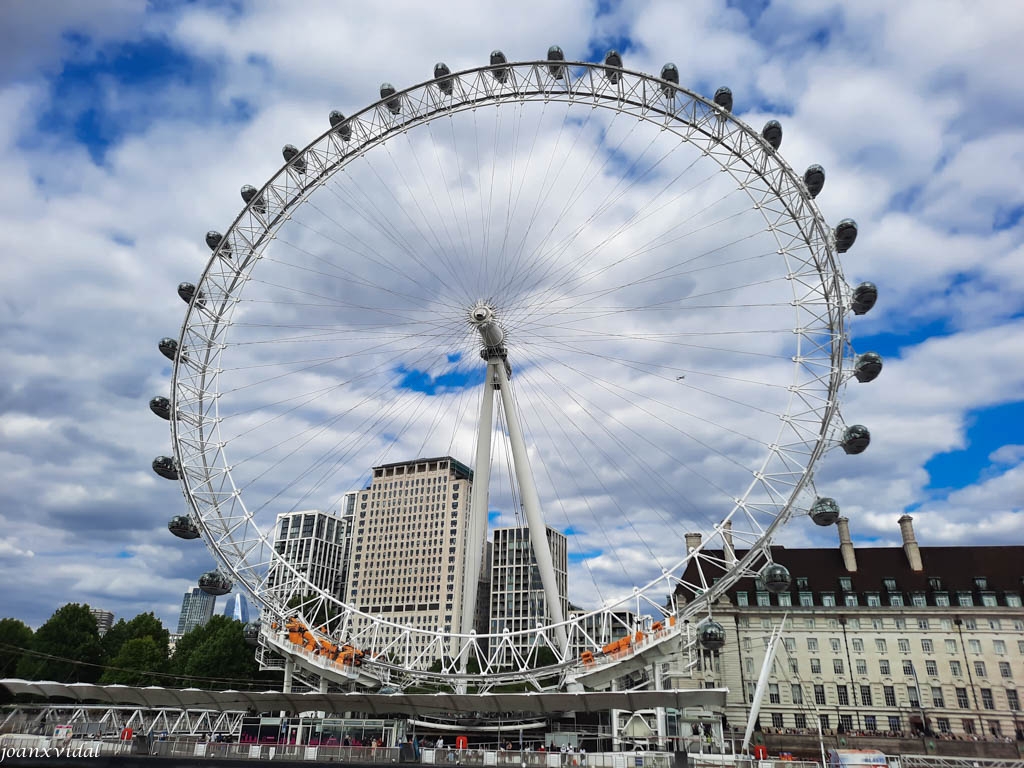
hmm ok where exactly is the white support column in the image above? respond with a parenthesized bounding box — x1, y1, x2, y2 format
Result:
(281, 659, 294, 719)
(494, 361, 568, 653)
(654, 662, 667, 751)
(460, 362, 496, 672)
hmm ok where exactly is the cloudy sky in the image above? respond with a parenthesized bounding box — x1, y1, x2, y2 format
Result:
(1, 0, 1022, 633)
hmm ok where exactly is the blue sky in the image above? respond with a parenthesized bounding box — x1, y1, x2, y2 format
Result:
(0, 0, 1022, 630)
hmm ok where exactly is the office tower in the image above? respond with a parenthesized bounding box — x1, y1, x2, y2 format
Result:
(177, 587, 216, 635)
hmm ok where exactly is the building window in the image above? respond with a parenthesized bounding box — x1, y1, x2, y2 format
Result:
(988, 618, 1001, 630)
(909, 686, 920, 707)
(811, 658, 821, 674)
(771, 713, 784, 729)
(911, 592, 927, 607)
(957, 591, 973, 606)
(876, 638, 887, 653)
(903, 660, 915, 676)
(926, 660, 938, 676)
(895, 618, 907, 630)
(1008, 690, 1020, 711)
(921, 638, 933, 653)
(735, 591, 749, 606)
(871, 618, 883, 630)
(934, 592, 950, 606)
(843, 594, 858, 606)
(865, 592, 881, 606)
(837, 685, 849, 705)
(1000, 662, 1013, 679)
(856, 659, 868, 675)
(814, 685, 826, 706)
(964, 618, 977, 630)
(839, 714, 853, 732)
(864, 715, 876, 731)
(888, 716, 901, 733)
(789, 658, 799, 675)
(937, 718, 950, 734)
(917, 618, 929, 630)
(879, 660, 891, 676)
(792, 684, 803, 704)
(1006, 593, 1023, 607)
(945, 639, 958, 654)
(746, 683, 756, 703)
(819, 715, 830, 731)
(956, 688, 970, 708)
(963, 719, 975, 735)
(830, 638, 842, 653)
(821, 592, 836, 607)
(993, 639, 1007, 655)
(769, 683, 780, 704)
(981, 592, 997, 607)
(974, 576, 988, 589)
(799, 591, 813, 606)
(796, 577, 809, 589)
(757, 592, 771, 607)
(884, 686, 897, 707)
(860, 685, 872, 705)
(883, 578, 897, 591)
(898, 638, 911, 653)
(969, 639, 982, 654)
(950, 660, 962, 677)
(794, 713, 807, 729)
(834, 659, 845, 675)
(838, 577, 852, 590)
(981, 689, 995, 710)
(932, 686, 945, 707)
(807, 637, 819, 652)
(778, 592, 792, 606)
(974, 661, 987, 678)
(852, 638, 863, 652)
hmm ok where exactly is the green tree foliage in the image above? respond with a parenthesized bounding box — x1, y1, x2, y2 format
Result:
(169, 615, 274, 689)
(102, 612, 170, 660)
(100, 636, 167, 686)
(15, 604, 105, 683)
(0, 618, 34, 677)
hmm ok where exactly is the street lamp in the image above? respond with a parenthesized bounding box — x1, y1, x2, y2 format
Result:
(909, 662, 929, 736)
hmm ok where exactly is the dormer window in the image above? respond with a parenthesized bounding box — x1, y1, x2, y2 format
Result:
(974, 577, 988, 590)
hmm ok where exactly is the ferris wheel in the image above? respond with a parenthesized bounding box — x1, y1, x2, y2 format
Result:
(150, 48, 881, 691)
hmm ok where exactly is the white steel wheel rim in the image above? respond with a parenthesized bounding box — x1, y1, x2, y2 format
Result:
(168, 60, 850, 689)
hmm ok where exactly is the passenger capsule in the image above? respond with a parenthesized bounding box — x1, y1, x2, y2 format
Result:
(168, 515, 200, 540)
(240, 184, 267, 214)
(834, 218, 858, 253)
(546, 45, 566, 79)
(810, 497, 840, 527)
(329, 111, 353, 141)
(660, 63, 679, 97)
(762, 120, 782, 150)
(149, 396, 171, 420)
(198, 570, 232, 596)
(433, 63, 454, 95)
(713, 86, 733, 113)
(244, 622, 261, 646)
(604, 50, 623, 84)
(490, 50, 509, 83)
(854, 352, 883, 383)
(282, 144, 307, 174)
(205, 231, 223, 251)
(698, 620, 726, 651)
(152, 456, 179, 481)
(803, 164, 825, 198)
(380, 82, 401, 115)
(841, 424, 871, 455)
(851, 282, 878, 315)
(760, 563, 792, 594)
(158, 337, 178, 361)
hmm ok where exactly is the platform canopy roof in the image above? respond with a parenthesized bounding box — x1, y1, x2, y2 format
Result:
(0, 680, 726, 715)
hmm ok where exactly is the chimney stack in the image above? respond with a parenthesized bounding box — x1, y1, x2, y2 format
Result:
(721, 520, 735, 562)
(836, 517, 857, 573)
(898, 514, 923, 572)
(685, 532, 702, 553)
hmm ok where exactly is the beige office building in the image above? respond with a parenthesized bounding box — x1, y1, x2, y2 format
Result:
(345, 456, 475, 664)
(673, 516, 1024, 741)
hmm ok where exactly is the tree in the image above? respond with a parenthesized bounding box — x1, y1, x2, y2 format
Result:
(15, 604, 105, 683)
(102, 612, 170, 661)
(0, 618, 34, 677)
(100, 637, 167, 686)
(169, 615, 277, 689)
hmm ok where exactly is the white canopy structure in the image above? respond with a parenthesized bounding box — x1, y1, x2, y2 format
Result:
(0, 680, 725, 716)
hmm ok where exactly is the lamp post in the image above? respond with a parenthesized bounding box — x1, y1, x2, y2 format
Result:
(909, 662, 928, 736)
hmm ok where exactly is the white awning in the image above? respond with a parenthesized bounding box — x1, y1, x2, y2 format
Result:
(0, 679, 726, 715)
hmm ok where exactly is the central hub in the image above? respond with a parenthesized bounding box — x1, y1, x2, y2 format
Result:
(469, 302, 505, 350)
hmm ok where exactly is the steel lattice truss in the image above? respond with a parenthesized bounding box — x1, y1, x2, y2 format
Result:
(167, 60, 861, 690)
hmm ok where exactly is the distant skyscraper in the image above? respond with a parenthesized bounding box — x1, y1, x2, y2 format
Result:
(345, 456, 475, 663)
(222, 593, 251, 623)
(489, 525, 568, 666)
(177, 587, 216, 635)
(90, 609, 114, 637)
(267, 509, 348, 603)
